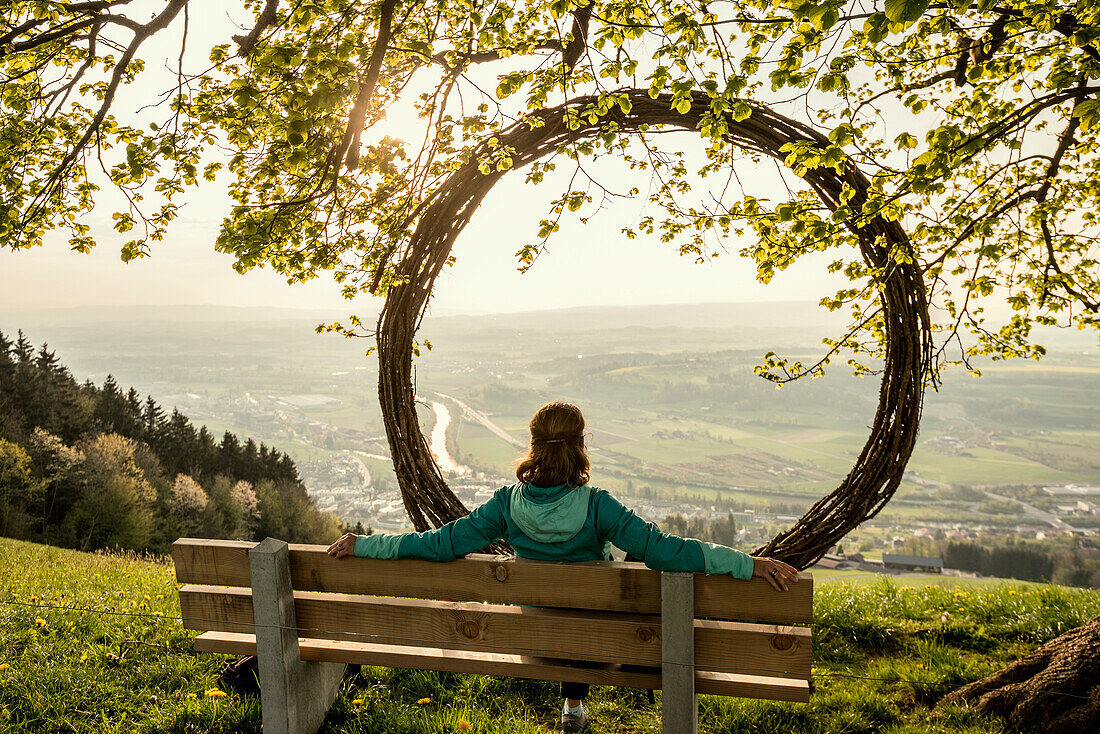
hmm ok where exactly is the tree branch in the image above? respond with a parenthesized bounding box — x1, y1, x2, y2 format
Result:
(328, 0, 398, 176)
(562, 3, 593, 72)
(20, 0, 190, 232)
(233, 0, 279, 58)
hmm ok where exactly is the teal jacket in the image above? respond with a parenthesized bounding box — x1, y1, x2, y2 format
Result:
(353, 483, 754, 580)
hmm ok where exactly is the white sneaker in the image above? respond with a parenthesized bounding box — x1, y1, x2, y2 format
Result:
(561, 707, 589, 732)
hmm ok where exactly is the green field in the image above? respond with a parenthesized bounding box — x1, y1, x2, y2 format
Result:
(5, 304, 1099, 527)
(3, 538, 1100, 733)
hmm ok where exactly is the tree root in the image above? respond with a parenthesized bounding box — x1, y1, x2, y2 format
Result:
(939, 615, 1100, 733)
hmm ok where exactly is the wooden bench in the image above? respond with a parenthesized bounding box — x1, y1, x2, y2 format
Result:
(173, 537, 813, 734)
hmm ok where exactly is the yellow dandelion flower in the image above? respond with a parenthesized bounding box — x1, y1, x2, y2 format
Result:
(186, 693, 197, 700)
(0, 663, 9, 672)
(79, 653, 87, 664)
(34, 618, 47, 628)
(205, 688, 227, 698)
(1008, 590, 1017, 595)
(352, 699, 363, 705)
(458, 719, 472, 731)
(417, 697, 431, 705)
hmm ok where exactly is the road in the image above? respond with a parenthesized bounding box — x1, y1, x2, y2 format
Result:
(433, 391, 526, 448)
(983, 490, 1078, 532)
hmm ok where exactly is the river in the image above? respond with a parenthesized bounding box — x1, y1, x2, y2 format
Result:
(428, 400, 471, 475)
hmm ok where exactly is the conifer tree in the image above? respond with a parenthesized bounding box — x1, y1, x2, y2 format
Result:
(196, 425, 218, 478)
(218, 431, 241, 476)
(163, 409, 199, 476)
(0, 332, 14, 440)
(93, 375, 125, 434)
(123, 387, 144, 437)
(142, 395, 166, 444)
(242, 438, 260, 482)
(12, 332, 33, 364)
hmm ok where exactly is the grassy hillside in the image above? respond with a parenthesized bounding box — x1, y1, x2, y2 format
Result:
(2, 538, 1099, 733)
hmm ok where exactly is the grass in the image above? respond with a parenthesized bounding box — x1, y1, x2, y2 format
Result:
(3, 537, 1100, 733)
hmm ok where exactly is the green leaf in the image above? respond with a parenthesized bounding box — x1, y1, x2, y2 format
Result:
(862, 12, 889, 44)
(1072, 99, 1100, 131)
(894, 132, 919, 149)
(884, 0, 929, 25)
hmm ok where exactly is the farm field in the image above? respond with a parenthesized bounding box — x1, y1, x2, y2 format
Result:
(4, 303, 1099, 530)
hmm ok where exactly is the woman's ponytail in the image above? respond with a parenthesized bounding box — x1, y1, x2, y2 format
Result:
(515, 402, 590, 488)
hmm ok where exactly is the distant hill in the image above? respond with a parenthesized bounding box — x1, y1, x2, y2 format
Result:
(428, 300, 845, 330)
(3, 299, 837, 331)
(2, 303, 350, 327)
(9, 300, 1092, 351)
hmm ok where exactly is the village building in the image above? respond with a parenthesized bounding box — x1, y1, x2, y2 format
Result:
(881, 553, 944, 573)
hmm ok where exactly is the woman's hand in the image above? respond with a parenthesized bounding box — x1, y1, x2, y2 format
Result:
(327, 532, 358, 559)
(752, 556, 799, 591)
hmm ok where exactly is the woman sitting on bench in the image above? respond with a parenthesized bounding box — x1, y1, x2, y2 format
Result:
(327, 401, 798, 733)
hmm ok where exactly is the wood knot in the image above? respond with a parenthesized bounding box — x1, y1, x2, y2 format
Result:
(771, 634, 795, 651)
(635, 626, 658, 643)
(494, 565, 509, 582)
(457, 619, 482, 640)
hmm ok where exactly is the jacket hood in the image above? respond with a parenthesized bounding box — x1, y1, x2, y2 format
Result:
(509, 483, 591, 543)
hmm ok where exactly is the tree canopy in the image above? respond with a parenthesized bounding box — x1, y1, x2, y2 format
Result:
(4, 0, 1099, 563)
(3, 0, 1098, 361)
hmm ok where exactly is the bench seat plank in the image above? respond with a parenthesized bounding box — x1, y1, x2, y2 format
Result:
(193, 632, 811, 703)
(172, 539, 813, 624)
(180, 584, 811, 679)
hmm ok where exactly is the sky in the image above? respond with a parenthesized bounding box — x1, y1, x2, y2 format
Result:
(0, 2, 850, 318)
(0, 164, 846, 318)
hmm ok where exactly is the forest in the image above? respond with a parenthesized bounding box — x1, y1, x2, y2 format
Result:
(897, 536, 1100, 588)
(0, 329, 342, 553)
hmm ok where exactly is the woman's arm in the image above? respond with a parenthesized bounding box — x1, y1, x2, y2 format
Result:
(327, 489, 508, 562)
(593, 490, 798, 590)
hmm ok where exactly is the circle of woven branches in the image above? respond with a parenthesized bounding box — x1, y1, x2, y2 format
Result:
(376, 90, 932, 570)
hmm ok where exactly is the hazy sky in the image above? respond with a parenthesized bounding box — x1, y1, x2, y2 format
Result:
(0, 3, 851, 318)
(0, 170, 846, 319)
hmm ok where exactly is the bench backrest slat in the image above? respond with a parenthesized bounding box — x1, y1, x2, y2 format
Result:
(179, 584, 811, 679)
(172, 538, 813, 624)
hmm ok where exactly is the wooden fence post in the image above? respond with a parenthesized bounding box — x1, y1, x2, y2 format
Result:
(250, 537, 345, 734)
(662, 571, 698, 734)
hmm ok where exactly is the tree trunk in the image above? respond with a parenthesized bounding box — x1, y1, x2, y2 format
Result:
(938, 615, 1100, 733)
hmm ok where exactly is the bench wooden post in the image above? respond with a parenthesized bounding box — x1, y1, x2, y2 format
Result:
(661, 571, 697, 734)
(250, 537, 345, 734)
